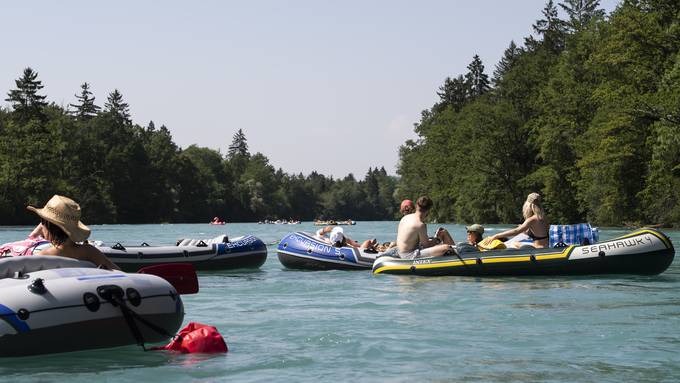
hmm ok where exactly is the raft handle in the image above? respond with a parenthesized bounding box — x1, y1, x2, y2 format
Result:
(112, 243, 126, 251)
(598, 251, 606, 258)
(28, 278, 47, 295)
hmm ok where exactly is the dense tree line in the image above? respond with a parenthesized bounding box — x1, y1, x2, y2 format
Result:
(2, 1, 677, 227)
(0, 69, 399, 224)
(396, 0, 680, 227)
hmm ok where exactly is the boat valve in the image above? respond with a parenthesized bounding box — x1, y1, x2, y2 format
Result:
(28, 278, 47, 295)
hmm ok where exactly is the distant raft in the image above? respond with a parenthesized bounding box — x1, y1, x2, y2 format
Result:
(97, 234, 267, 272)
(0, 256, 184, 357)
(277, 231, 391, 270)
(373, 228, 674, 276)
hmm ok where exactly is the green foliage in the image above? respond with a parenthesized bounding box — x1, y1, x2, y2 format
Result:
(0, 73, 400, 223)
(5, 67, 48, 123)
(70, 82, 100, 120)
(396, 0, 680, 227)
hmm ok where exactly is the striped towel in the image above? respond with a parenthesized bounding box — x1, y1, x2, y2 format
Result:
(549, 224, 599, 247)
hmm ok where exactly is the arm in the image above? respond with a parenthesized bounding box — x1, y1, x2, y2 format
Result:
(345, 237, 362, 248)
(28, 224, 43, 239)
(418, 224, 439, 249)
(316, 226, 333, 237)
(491, 218, 534, 240)
(87, 246, 120, 270)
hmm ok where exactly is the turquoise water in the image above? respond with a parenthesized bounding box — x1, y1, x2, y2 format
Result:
(0, 222, 678, 382)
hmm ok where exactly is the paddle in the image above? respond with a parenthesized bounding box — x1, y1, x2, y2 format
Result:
(138, 263, 199, 295)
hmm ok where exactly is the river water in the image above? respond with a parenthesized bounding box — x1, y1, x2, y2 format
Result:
(0, 222, 678, 382)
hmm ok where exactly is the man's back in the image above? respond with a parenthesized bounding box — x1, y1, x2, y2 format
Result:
(397, 214, 425, 253)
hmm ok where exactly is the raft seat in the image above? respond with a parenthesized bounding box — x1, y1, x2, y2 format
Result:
(176, 234, 229, 247)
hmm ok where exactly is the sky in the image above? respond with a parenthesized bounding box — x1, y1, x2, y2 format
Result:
(1, 0, 620, 178)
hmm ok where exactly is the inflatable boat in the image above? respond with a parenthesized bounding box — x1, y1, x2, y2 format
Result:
(277, 231, 392, 270)
(97, 234, 267, 272)
(0, 256, 184, 357)
(373, 228, 675, 276)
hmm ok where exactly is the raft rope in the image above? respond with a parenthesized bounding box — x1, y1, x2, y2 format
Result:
(98, 286, 178, 351)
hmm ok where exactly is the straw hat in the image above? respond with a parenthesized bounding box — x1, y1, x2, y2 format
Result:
(27, 195, 91, 242)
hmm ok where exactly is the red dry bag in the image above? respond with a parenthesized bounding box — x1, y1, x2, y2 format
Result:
(152, 322, 228, 353)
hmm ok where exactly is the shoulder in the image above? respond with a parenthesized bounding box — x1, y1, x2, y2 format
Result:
(525, 216, 539, 224)
(74, 243, 104, 257)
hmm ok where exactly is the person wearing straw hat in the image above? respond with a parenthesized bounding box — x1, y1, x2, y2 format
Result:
(487, 192, 550, 248)
(27, 195, 119, 269)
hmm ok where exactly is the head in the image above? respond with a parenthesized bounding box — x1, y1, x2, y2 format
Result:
(330, 227, 346, 247)
(40, 218, 69, 246)
(466, 224, 484, 245)
(522, 192, 545, 220)
(27, 195, 91, 244)
(400, 199, 415, 215)
(415, 196, 433, 215)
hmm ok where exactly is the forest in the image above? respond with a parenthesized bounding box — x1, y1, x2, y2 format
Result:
(0, 83, 398, 224)
(1, 0, 678, 226)
(397, 0, 679, 227)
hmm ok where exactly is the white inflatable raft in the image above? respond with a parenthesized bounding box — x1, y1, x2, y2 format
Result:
(0, 256, 184, 357)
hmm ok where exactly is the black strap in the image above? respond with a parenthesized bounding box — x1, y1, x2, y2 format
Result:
(449, 245, 471, 270)
(106, 293, 176, 351)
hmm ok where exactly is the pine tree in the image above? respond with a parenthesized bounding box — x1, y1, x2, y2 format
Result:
(5, 67, 48, 122)
(493, 41, 522, 85)
(104, 89, 131, 123)
(532, 0, 566, 53)
(69, 82, 100, 120)
(435, 75, 468, 112)
(559, 0, 605, 32)
(227, 129, 249, 159)
(465, 55, 491, 98)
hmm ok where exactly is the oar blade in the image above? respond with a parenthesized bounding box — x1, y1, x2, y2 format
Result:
(138, 263, 199, 295)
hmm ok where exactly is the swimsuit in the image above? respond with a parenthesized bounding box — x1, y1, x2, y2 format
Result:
(398, 246, 439, 260)
(527, 229, 548, 240)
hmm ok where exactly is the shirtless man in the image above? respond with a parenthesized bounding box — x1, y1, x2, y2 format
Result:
(396, 196, 454, 259)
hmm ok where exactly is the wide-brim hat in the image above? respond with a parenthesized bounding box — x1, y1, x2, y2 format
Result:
(27, 195, 91, 242)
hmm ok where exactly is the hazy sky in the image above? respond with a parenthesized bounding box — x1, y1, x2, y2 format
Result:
(2, 1, 620, 178)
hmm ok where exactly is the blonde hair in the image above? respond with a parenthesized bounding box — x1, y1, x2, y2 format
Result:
(522, 193, 545, 220)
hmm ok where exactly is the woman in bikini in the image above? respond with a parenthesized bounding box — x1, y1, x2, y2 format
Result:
(488, 192, 549, 248)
